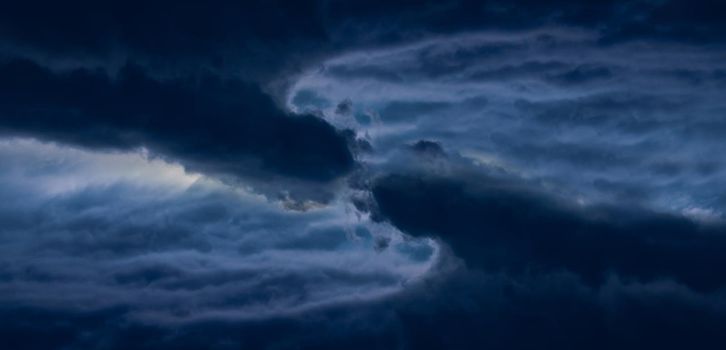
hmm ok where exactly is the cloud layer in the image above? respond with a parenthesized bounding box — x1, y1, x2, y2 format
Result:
(0, 59, 355, 192)
(290, 30, 726, 216)
(0, 139, 435, 325)
(3, 1, 726, 349)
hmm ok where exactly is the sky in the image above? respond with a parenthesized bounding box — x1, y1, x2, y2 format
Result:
(1, 1, 726, 349)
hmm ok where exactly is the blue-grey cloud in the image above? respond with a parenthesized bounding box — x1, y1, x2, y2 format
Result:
(289, 30, 726, 216)
(0, 140, 435, 328)
(3, 1, 726, 349)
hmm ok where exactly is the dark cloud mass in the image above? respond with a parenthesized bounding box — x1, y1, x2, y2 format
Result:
(373, 172, 726, 292)
(0, 58, 354, 184)
(2, 0, 726, 349)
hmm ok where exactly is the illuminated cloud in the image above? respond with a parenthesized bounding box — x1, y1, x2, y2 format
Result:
(0, 139, 437, 323)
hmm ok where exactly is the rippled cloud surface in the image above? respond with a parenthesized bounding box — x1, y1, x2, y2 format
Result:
(3, 1, 726, 349)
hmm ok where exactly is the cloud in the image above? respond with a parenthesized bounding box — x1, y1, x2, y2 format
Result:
(387, 265, 726, 350)
(0, 139, 436, 329)
(3, 1, 726, 348)
(360, 146, 726, 348)
(2, 1, 724, 73)
(289, 29, 726, 214)
(0, 59, 355, 202)
(373, 169, 726, 292)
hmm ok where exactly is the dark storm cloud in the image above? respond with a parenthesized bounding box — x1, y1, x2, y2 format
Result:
(3, 0, 726, 349)
(0, 0, 724, 188)
(0, 1, 351, 199)
(333, 144, 726, 348)
(372, 163, 726, 293)
(0, 58, 354, 186)
(389, 266, 726, 350)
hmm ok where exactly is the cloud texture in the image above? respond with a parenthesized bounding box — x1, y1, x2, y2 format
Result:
(3, 1, 726, 349)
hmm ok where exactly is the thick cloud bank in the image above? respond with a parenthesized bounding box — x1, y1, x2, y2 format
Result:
(0, 59, 354, 187)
